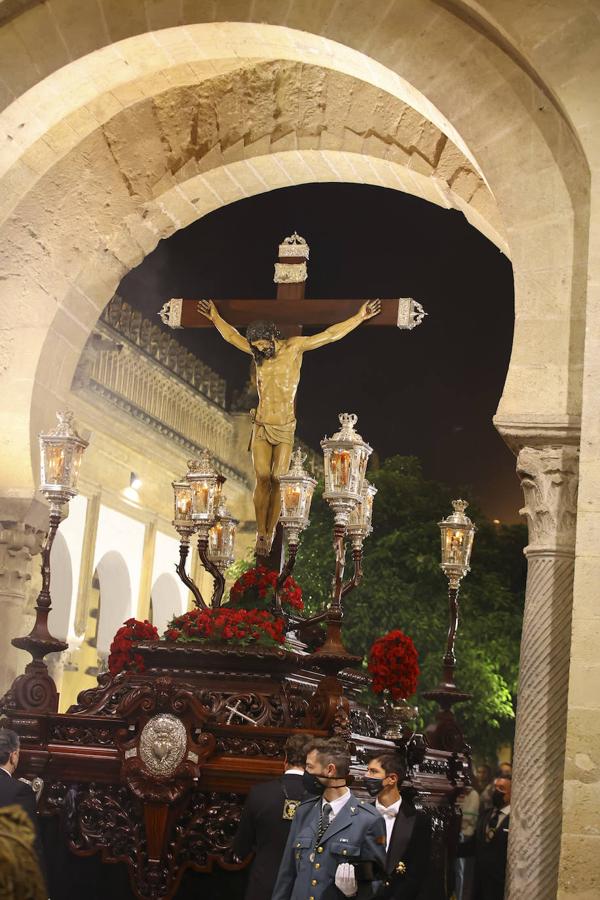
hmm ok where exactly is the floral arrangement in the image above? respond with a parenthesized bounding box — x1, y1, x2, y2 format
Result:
(164, 606, 286, 649)
(229, 565, 304, 612)
(108, 618, 159, 676)
(368, 629, 419, 700)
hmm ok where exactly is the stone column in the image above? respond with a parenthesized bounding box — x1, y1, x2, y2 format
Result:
(0, 522, 44, 694)
(507, 444, 579, 900)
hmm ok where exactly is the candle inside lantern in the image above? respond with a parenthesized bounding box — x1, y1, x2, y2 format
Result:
(331, 449, 351, 487)
(214, 521, 223, 550)
(449, 530, 464, 563)
(46, 446, 66, 484)
(195, 481, 209, 513)
(285, 485, 301, 512)
(177, 494, 192, 517)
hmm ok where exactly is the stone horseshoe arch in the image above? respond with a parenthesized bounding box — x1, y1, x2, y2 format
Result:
(0, 7, 595, 899)
(0, 19, 587, 510)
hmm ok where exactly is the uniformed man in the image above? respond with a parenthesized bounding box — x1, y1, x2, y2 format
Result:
(271, 737, 386, 900)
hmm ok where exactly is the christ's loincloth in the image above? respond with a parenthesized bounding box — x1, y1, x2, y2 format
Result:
(252, 419, 296, 446)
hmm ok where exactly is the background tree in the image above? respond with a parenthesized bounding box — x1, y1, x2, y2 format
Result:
(293, 456, 526, 760)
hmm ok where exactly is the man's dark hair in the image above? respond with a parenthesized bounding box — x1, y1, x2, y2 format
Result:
(0, 729, 19, 766)
(246, 320, 282, 343)
(305, 737, 351, 778)
(368, 752, 406, 783)
(284, 734, 312, 768)
(495, 771, 512, 781)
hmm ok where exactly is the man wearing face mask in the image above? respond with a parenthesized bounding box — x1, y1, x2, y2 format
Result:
(341, 752, 430, 900)
(271, 737, 386, 900)
(468, 774, 511, 900)
(233, 734, 311, 900)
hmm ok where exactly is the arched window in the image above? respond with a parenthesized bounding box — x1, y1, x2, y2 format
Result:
(150, 573, 182, 635)
(95, 551, 132, 654)
(47, 531, 72, 642)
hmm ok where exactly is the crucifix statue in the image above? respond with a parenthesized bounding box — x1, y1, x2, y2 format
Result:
(160, 233, 426, 559)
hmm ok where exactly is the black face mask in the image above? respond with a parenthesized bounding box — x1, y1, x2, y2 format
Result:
(492, 790, 506, 808)
(302, 770, 340, 795)
(364, 777, 384, 797)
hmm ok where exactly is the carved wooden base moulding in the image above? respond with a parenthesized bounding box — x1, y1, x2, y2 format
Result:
(0, 642, 470, 899)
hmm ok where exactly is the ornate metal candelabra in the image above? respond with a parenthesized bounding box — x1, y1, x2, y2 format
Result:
(436, 499, 476, 689)
(423, 499, 477, 746)
(10, 411, 88, 711)
(317, 413, 373, 654)
(268, 416, 375, 650)
(172, 452, 238, 608)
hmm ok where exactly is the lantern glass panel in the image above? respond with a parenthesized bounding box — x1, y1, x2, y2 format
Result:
(173, 480, 193, 524)
(348, 482, 376, 534)
(43, 443, 66, 486)
(209, 519, 235, 556)
(70, 444, 85, 489)
(191, 480, 213, 518)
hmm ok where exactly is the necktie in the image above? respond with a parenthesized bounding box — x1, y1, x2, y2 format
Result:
(317, 802, 332, 842)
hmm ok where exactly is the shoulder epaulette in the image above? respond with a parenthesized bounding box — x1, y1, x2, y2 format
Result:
(355, 799, 380, 815)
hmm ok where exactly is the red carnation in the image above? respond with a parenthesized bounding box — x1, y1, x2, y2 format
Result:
(368, 630, 419, 699)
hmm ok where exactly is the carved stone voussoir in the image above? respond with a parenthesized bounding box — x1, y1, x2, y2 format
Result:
(516, 445, 579, 551)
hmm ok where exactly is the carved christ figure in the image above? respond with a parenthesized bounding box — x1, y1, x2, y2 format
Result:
(197, 298, 381, 555)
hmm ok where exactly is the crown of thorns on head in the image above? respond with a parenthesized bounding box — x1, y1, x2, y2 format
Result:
(246, 320, 282, 343)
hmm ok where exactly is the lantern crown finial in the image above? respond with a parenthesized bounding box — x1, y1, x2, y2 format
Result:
(453, 499, 468, 515)
(45, 409, 86, 442)
(289, 448, 308, 476)
(333, 412, 360, 441)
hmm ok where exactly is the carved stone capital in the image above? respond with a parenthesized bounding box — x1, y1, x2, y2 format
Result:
(516, 445, 579, 552)
(0, 522, 45, 599)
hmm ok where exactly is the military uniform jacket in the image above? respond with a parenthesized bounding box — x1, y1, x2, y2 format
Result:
(271, 791, 387, 900)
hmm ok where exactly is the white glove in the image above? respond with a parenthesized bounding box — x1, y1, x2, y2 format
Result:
(335, 862, 358, 897)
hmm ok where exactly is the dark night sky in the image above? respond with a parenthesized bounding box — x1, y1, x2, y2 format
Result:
(119, 183, 522, 523)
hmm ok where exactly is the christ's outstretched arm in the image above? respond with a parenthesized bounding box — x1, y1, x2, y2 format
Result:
(197, 300, 252, 354)
(296, 300, 381, 351)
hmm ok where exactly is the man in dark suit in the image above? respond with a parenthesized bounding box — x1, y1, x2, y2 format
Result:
(471, 774, 511, 900)
(0, 728, 46, 888)
(358, 752, 431, 899)
(233, 733, 311, 900)
(272, 737, 386, 900)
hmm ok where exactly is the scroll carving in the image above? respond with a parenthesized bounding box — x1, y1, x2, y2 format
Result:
(516, 445, 579, 551)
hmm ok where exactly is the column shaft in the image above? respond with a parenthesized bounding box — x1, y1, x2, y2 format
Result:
(507, 445, 578, 900)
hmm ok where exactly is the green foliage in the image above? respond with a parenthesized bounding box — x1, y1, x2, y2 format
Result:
(293, 456, 526, 759)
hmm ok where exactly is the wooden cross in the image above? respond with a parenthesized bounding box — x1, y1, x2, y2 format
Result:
(158, 232, 426, 337)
